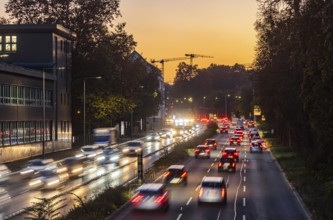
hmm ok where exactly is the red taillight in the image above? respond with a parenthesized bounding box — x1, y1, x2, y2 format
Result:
(181, 172, 187, 178)
(131, 194, 144, 204)
(221, 188, 225, 198)
(205, 149, 210, 153)
(234, 152, 239, 156)
(232, 162, 235, 167)
(218, 162, 222, 167)
(154, 194, 167, 203)
(222, 152, 227, 157)
(165, 171, 170, 177)
(214, 143, 217, 146)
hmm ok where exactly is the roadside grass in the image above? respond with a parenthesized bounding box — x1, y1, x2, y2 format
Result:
(268, 138, 333, 220)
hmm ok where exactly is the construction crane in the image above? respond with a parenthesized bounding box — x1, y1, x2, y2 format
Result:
(151, 56, 190, 78)
(185, 53, 214, 68)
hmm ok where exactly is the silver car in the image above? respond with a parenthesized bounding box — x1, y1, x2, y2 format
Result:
(130, 183, 169, 211)
(198, 176, 227, 205)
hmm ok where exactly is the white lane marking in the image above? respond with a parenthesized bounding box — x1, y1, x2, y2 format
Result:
(243, 215, 246, 220)
(243, 198, 246, 206)
(243, 185, 246, 192)
(186, 197, 192, 206)
(244, 169, 246, 174)
(226, 175, 230, 186)
(207, 168, 211, 173)
(244, 176, 246, 182)
(177, 214, 183, 220)
(234, 159, 245, 220)
(211, 163, 214, 166)
(195, 184, 201, 191)
(245, 154, 247, 158)
(244, 163, 247, 168)
(216, 209, 222, 220)
(180, 207, 183, 211)
(214, 158, 217, 162)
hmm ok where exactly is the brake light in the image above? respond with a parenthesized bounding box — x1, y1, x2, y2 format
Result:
(181, 172, 187, 178)
(234, 152, 239, 156)
(218, 162, 222, 167)
(199, 188, 203, 197)
(221, 188, 225, 198)
(131, 194, 144, 204)
(222, 152, 227, 157)
(165, 171, 170, 177)
(195, 149, 200, 153)
(214, 143, 217, 146)
(232, 162, 235, 167)
(205, 149, 210, 153)
(154, 195, 167, 203)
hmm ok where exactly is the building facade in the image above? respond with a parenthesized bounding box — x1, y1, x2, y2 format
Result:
(0, 24, 75, 162)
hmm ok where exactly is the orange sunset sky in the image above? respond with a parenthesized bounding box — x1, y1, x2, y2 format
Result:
(0, 0, 258, 83)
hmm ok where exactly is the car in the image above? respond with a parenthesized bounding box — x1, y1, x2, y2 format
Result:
(198, 176, 227, 205)
(234, 130, 244, 139)
(170, 127, 185, 138)
(59, 156, 89, 178)
(28, 165, 69, 190)
(205, 139, 217, 150)
(159, 129, 173, 139)
(0, 164, 11, 183)
(229, 136, 241, 146)
(20, 159, 55, 177)
(146, 132, 161, 141)
(250, 142, 263, 153)
(79, 145, 103, 158)
(96, 147, 121, 165)
(222, 147, 239, 162)
(122, 141, 144, 156)
(194, 145, 211, 159)
(218, 157, 236, 172)
(130, 183, 169, 211)
(247, 120, 255, 127)
(164, 165, 188, 185)
(220, 126, 228, 134)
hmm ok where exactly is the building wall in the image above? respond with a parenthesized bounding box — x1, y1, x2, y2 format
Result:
(0, 24, 74, 162)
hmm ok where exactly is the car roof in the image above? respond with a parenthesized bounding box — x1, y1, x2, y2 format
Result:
(206, 139, 216, 141)
(168, 165, 185, 170)
(224, 147, 237, 151)
(137, 183, 164, 192)
(202, 176, 224, 183)
(196, 145, 208, 148)
(81, 145, 99, 149)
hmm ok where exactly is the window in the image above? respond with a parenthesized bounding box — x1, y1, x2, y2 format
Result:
(24, 121, 30, 143)
(46, 90, 52, 107)
(3, 84, 10, 104)
(36, 121, 42, 142)
(30, 121, 36, 142)
(10, 85, 17, 104)
(10, 122, 17, 145)
(18, 86, 24, 105)
(17, 121, 24, 144)
(2, 122, 10, 146)
(5, 35, 17, 52)
(24, 87, 31, 105)
(36, 89, 42, 106)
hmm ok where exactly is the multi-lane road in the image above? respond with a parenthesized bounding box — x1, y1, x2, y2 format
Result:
(112, 129, 311, 220)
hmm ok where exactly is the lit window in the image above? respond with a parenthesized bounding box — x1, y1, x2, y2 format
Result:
(5, 35, 17, 52)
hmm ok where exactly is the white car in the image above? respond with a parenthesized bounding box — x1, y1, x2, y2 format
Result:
(122, 141, 143, 156)
(20, 159, 55, 177)
(79, 145, 103, 158)
(0, 165, 11, 183)
(146, 133, 161, 141)
(198, 176, 227, 205)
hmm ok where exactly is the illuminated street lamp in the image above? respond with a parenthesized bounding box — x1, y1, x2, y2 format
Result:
(83, 76, 102, 145)
(42, 67, 65, 159)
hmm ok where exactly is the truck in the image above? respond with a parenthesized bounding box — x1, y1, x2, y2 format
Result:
(93, 127, 117, 148)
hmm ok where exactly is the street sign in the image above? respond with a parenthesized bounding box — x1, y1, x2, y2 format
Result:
(254, 105, 261, 116)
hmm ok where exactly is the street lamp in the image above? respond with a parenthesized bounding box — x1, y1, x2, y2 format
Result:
(42, 67, 65, 159)
(83, 76, 102, 145)
(224, 93, 230, 118)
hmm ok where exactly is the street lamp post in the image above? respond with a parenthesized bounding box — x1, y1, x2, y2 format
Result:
(83, 76, 102, 145)
(42, 67, 65, 159)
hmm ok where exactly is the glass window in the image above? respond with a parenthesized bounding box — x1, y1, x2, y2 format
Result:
(10, 122, 17, 145)
(36, 121, 41, 142)
(0, 122, 2, 146)
(24, 87, 31, 105)
(18, 86, 24, 105)
(3, 122, 10, 146)
(17, 121, 24, 144)
(10, 85, 17, 104)
(5, 35, 17, 52)
(30, 121, 36, 142)
(24, 121, 30, 143)
(36, 89, 42, 106)
(30, 88, 36, 106)
(3, 84, 10, 104)
(46, 90, 52, 107)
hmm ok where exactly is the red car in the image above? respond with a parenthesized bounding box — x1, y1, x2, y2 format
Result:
(205, 139, 217, 150)
(220, 126, 228, 134)
(222, 147, 239, 162)
(229, 137, 241, 145)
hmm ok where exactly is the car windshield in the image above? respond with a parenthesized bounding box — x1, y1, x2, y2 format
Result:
(168, 169, 183, 177)
(206, 140, 215, 144)
(225, 150, 236, 153)
(29, 161, 45, 166)
(39, 169, 56, 176)
(139, 189, 163, 195)
(127, 142, 141, 147)
(82, 147, 95, 152)
(202, 181, 224, 188)
(220, 158, 233, 163)
(94, 136, 109, 142)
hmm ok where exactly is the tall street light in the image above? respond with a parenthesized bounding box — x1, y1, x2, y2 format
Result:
(83, 76, 102, 145)
(42, 67, 65, 159)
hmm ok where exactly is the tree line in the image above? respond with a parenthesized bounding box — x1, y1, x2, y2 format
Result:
(1, 0, 161, 135)
(254, 0, 333, 183)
